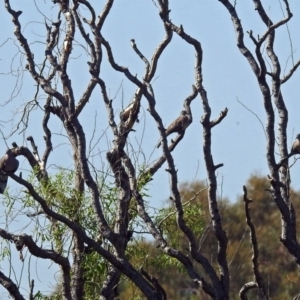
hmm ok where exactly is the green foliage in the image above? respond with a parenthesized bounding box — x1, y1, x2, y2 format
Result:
(223, 174, 300, 299)
(137, 167, 152, 196)
(81, 251, 107, 299)
(23, 168, 154, 299)
(33, 290, 44, 300)
(120, 175, 300, 299)
(156, 200, 204, 249)
(119, 182, 207, 299)
(4, 166, 298, 299)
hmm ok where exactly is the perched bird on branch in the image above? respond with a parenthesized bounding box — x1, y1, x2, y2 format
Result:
(120, 99, 140, 130)
(157, 110, 191, 148)
(278, 134, 300, 168)
(0, 149, 19, 194)
(291, 134, 300, 155)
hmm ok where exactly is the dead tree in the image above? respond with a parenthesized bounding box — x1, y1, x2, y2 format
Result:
(0, 0, 299, 299)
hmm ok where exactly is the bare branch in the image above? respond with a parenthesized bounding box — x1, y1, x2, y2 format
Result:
(8, 174, 164, 298)
(0, 270, 25, 300)
(42, 97, 53, 166)
(242, 186, 268, 300)
(281, 59, 300, 84)
(130, 39, 150, 74)
(254, 0, 292, 46)
(0, 228, 72, 299)
(210, 107, 228, 128)
(239, 281, 258, 300)
(141, 268, 167, 300)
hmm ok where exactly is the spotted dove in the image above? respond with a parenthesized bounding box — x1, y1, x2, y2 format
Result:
(0, 149, 19, 194)
(291, 134, 300, 155)
(157, 110, 191, 148)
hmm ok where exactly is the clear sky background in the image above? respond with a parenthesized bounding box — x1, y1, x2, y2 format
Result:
(0, 0, 300, 297)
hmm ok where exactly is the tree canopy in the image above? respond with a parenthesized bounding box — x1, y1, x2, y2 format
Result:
(0, 1, 300, 299)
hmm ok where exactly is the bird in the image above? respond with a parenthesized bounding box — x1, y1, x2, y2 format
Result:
(277, 134, 300, 168)
(291, 134, 300, 155)
(0, 149, 19, 194)
(157, 110, 191, 148)
(120, 99, 140, 130)
(120, 101, 135, 123)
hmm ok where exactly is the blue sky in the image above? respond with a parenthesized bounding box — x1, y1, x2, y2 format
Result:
(1, 0, 300, 297)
